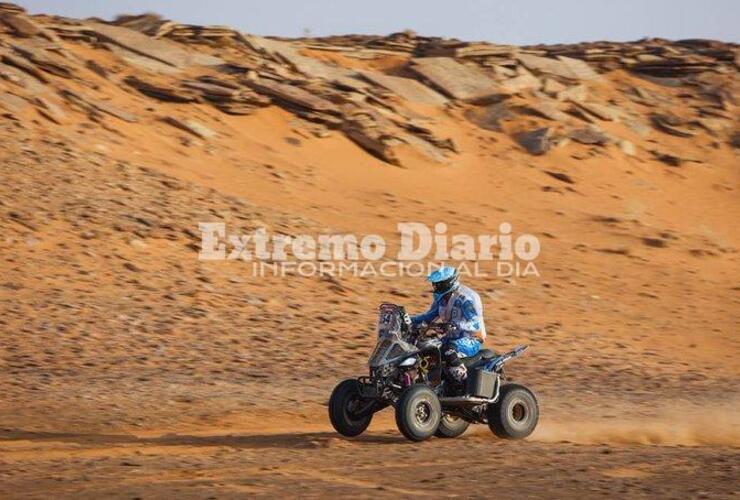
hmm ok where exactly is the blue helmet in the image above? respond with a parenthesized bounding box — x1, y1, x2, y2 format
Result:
(427, 265, 460, 299)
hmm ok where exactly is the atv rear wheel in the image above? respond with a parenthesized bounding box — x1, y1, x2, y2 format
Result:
(329, 379, 373, 437)
(395, 385, 441, 441)
(487, 383, 538, 439)
(435, 413, 470, 438)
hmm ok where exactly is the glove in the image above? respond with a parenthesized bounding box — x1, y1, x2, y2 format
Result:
(439, 323, 458, 336)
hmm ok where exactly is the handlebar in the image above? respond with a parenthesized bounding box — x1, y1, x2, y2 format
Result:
(412, 322, 451, 338)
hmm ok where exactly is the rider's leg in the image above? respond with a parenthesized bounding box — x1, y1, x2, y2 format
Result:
(454, 337, 482, 357)
(441, 337, 462, 381)
(443, 337, 481, 382)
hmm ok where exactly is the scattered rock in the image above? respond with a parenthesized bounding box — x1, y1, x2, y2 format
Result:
(573, 101, 621, 121)
(59, 89, 139, 123)
(245, 34, 349, 80)
(516, 127, 551, 155)
(85, 59, 108, 78)
(0, 49, 49, 83)
(623, 117, 651, 138)
(651, 113, 696, 138)
(696, 117, 728, 135)
(499, 73, 541, 94)
(86, 21, 222, 68)
(34, 96, 67, 124)
(0, 92, 28, 114)
(357, 70, 448, 106)
(0, 13, 39, 37)
(465, 102, 515, 132)
(162, 116, 216, 139)
(527, 99, 570, 121)
(568, 127, 612, 145)
(343, 123, 402, 166)
(410, 57, 499, 102)
(556, 84, 588, 102)
(642, 237, 667, 248)
(542, 78, 567, 96)
(651, 150, 686, 166)
(545, 171, 575, 184)
(619, 140, 636, 156)
(517, 53, 600, 81)
(123, 262, 141, 272)
(0, 2, 25, 15)
(245, 78, 336, 114)
(8, 43, 74, 78)
(124, 75, 197, 102)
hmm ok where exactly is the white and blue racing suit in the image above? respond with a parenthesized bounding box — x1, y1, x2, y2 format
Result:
(411, 284, 487, 360)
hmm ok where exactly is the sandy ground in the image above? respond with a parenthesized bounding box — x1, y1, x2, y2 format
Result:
(1, 422, 738, 499)
(1, 12, 739, 498)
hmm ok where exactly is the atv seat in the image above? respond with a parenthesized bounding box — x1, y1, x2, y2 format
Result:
(460, 349, 495, 368)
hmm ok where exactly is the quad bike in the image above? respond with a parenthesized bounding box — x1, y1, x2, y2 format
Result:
(329, 303, 539, 442)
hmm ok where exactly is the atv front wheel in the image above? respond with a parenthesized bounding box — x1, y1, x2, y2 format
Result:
(329, 379, 373, 437)
(487, 383, 539, 439)
(435, 413, 470, 438)
(395, 385, 441, 441)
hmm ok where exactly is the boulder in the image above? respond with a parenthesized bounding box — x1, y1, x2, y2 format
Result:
(527, 99, 570, 122)
(162, 116, 216, 139)
(357, 70, 448, 106)
(517, 53, 599, 80)
(86, 22, 221, 68)
(410, 57, 499, 102)
(516, 127, 552, 155)
(568, 127, 612, 145)
(651, 113, 696, 137)
(0, 13, 39, 37)
(499, 73, 542, 94)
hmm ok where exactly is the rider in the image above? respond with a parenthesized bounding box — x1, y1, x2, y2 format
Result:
(410, 266, 487, 382)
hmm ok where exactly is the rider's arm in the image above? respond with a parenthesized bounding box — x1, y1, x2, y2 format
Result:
(410, 296, 441, 325)
(452, 296, 484, 338)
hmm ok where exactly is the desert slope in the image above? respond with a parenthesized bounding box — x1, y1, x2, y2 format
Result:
(0, 3, 738, 498)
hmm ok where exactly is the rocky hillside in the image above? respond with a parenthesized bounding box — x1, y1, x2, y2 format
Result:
(0, 4, 737, 167)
